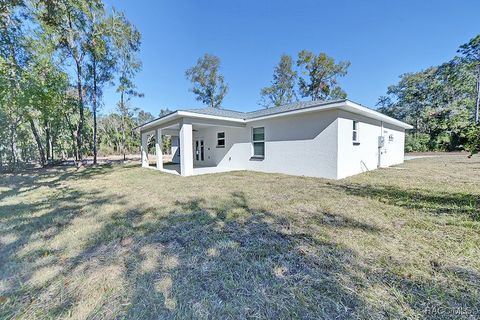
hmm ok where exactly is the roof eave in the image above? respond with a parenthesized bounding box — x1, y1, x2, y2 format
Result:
(135, 110, 246, 132)
(344, 100, 413, 129)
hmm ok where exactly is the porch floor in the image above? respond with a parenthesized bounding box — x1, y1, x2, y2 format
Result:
(161, 163, 240, 176)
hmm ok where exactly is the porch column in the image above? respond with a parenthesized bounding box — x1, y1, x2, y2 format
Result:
(179, 121, 193, 176)
(141, 131, 149, 168)
(156, 128, 163, 170)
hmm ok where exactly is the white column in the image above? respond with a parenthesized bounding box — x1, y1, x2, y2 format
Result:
(179, 121, 193, 176)
(141, 132, 149, 168)
(156, 128, 163, 170)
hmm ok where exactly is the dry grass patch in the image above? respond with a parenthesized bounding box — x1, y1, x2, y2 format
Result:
(0, 156, 479, 319)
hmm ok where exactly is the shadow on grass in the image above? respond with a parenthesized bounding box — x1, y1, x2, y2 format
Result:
(337, 183, 480, 221)
(0, 164, 118, 203)
(0, 165, 130, 319)
(100, 193, 367, 319)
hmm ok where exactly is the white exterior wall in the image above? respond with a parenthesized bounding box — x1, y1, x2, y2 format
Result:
(158, 108, 406, 179)
(379, 122, 405, 167)
(192, 110, 339, 179)
(336, 110, 405, 179)
(192, 126, 245, 169)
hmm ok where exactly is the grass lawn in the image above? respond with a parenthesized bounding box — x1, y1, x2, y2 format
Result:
(0, 156, 479, 319)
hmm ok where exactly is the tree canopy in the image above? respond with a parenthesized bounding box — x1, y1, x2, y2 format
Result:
(260, 54, 297, 108)
(297, 50, 350, 101)
(0, 0, 145, 170)
(185, 53, 228, 109)
(377, 35, 479, 153)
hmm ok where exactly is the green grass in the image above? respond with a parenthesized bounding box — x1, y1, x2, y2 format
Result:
(0, 156, 479, 319)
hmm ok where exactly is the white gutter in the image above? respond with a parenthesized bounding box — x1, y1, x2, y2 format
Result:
(177, 111, 245, 123)
(134, 111, 180, 131)
(136, 110, 247, 132)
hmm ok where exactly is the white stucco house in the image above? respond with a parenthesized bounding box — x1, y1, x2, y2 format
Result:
(136, 99, 412, 179)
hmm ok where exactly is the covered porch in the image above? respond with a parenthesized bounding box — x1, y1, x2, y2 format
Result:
(139, 115, 245, 176)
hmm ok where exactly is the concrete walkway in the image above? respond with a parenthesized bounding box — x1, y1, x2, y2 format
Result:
(404, 155, 436, 161)
(162, 164, 240, 176)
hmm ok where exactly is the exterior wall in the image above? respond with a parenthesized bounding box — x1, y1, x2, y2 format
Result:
(336, 110, 405, 179)
(192, 126, 246, 169)
(379, 122, 405, 167)
(193, 110, 339, 179)
(243, 111, 339, 179)
(165, 109, 405, 179)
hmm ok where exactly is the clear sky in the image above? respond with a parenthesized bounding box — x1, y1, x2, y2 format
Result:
(101, 0, 480, 116)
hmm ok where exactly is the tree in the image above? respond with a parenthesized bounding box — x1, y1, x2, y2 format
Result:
(385, 68, 438, 135)
(137, 110, 154, 124)
(85, 5, 116, 164)
(260, 54, 297, 108)
(185, 53, 228, 108)
(110, 9, 142, 161)
(0, 0, 143, 169)
(0, 0, 28, 168)
(297, 50, 350, 101)
(377, 57, 476, 152)
(458, 34, 480, 123)
(36, 0, 105, 160)
(159, 108, 172, 117)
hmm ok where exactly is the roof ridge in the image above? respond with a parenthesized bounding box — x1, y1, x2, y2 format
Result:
(184, 106, 246, 113)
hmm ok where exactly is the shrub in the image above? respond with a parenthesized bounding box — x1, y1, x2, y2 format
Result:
(405, 133, 430, 153)
(464, 124, 480, 156)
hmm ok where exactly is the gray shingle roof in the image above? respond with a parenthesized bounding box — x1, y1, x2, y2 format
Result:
(182, 107, 246, 119)
(184, 99, 346, 120)
(137, 98, 411, 130)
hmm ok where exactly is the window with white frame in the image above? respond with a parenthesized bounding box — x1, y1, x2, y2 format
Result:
(252, 127, 265, 157)
(352, 121, 359, 143)
(217, 132, 225, 148)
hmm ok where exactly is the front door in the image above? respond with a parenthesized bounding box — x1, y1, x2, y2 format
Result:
(195, 139, 204, 162)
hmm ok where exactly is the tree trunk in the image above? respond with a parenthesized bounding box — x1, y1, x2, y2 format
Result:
(415, 118, 419, 138)
(475, 63, 480, 123)
(92, 54, 98, 165)
(75, 60, 84, 160)
(121, 91, 126, 161)
(65, 114, 78, 161)
(45, 119, 51, 161)
(50, 133, 55, 162)
(28, 117, 46, 166)
(9, 122, 17, 168)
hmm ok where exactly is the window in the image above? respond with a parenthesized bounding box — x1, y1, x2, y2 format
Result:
(252, 127, 265, 158)
(352, 121, 359, 143)
(217, 132, 225, 148)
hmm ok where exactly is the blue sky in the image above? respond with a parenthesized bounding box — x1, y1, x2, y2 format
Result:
(101, 0, 480, 116)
